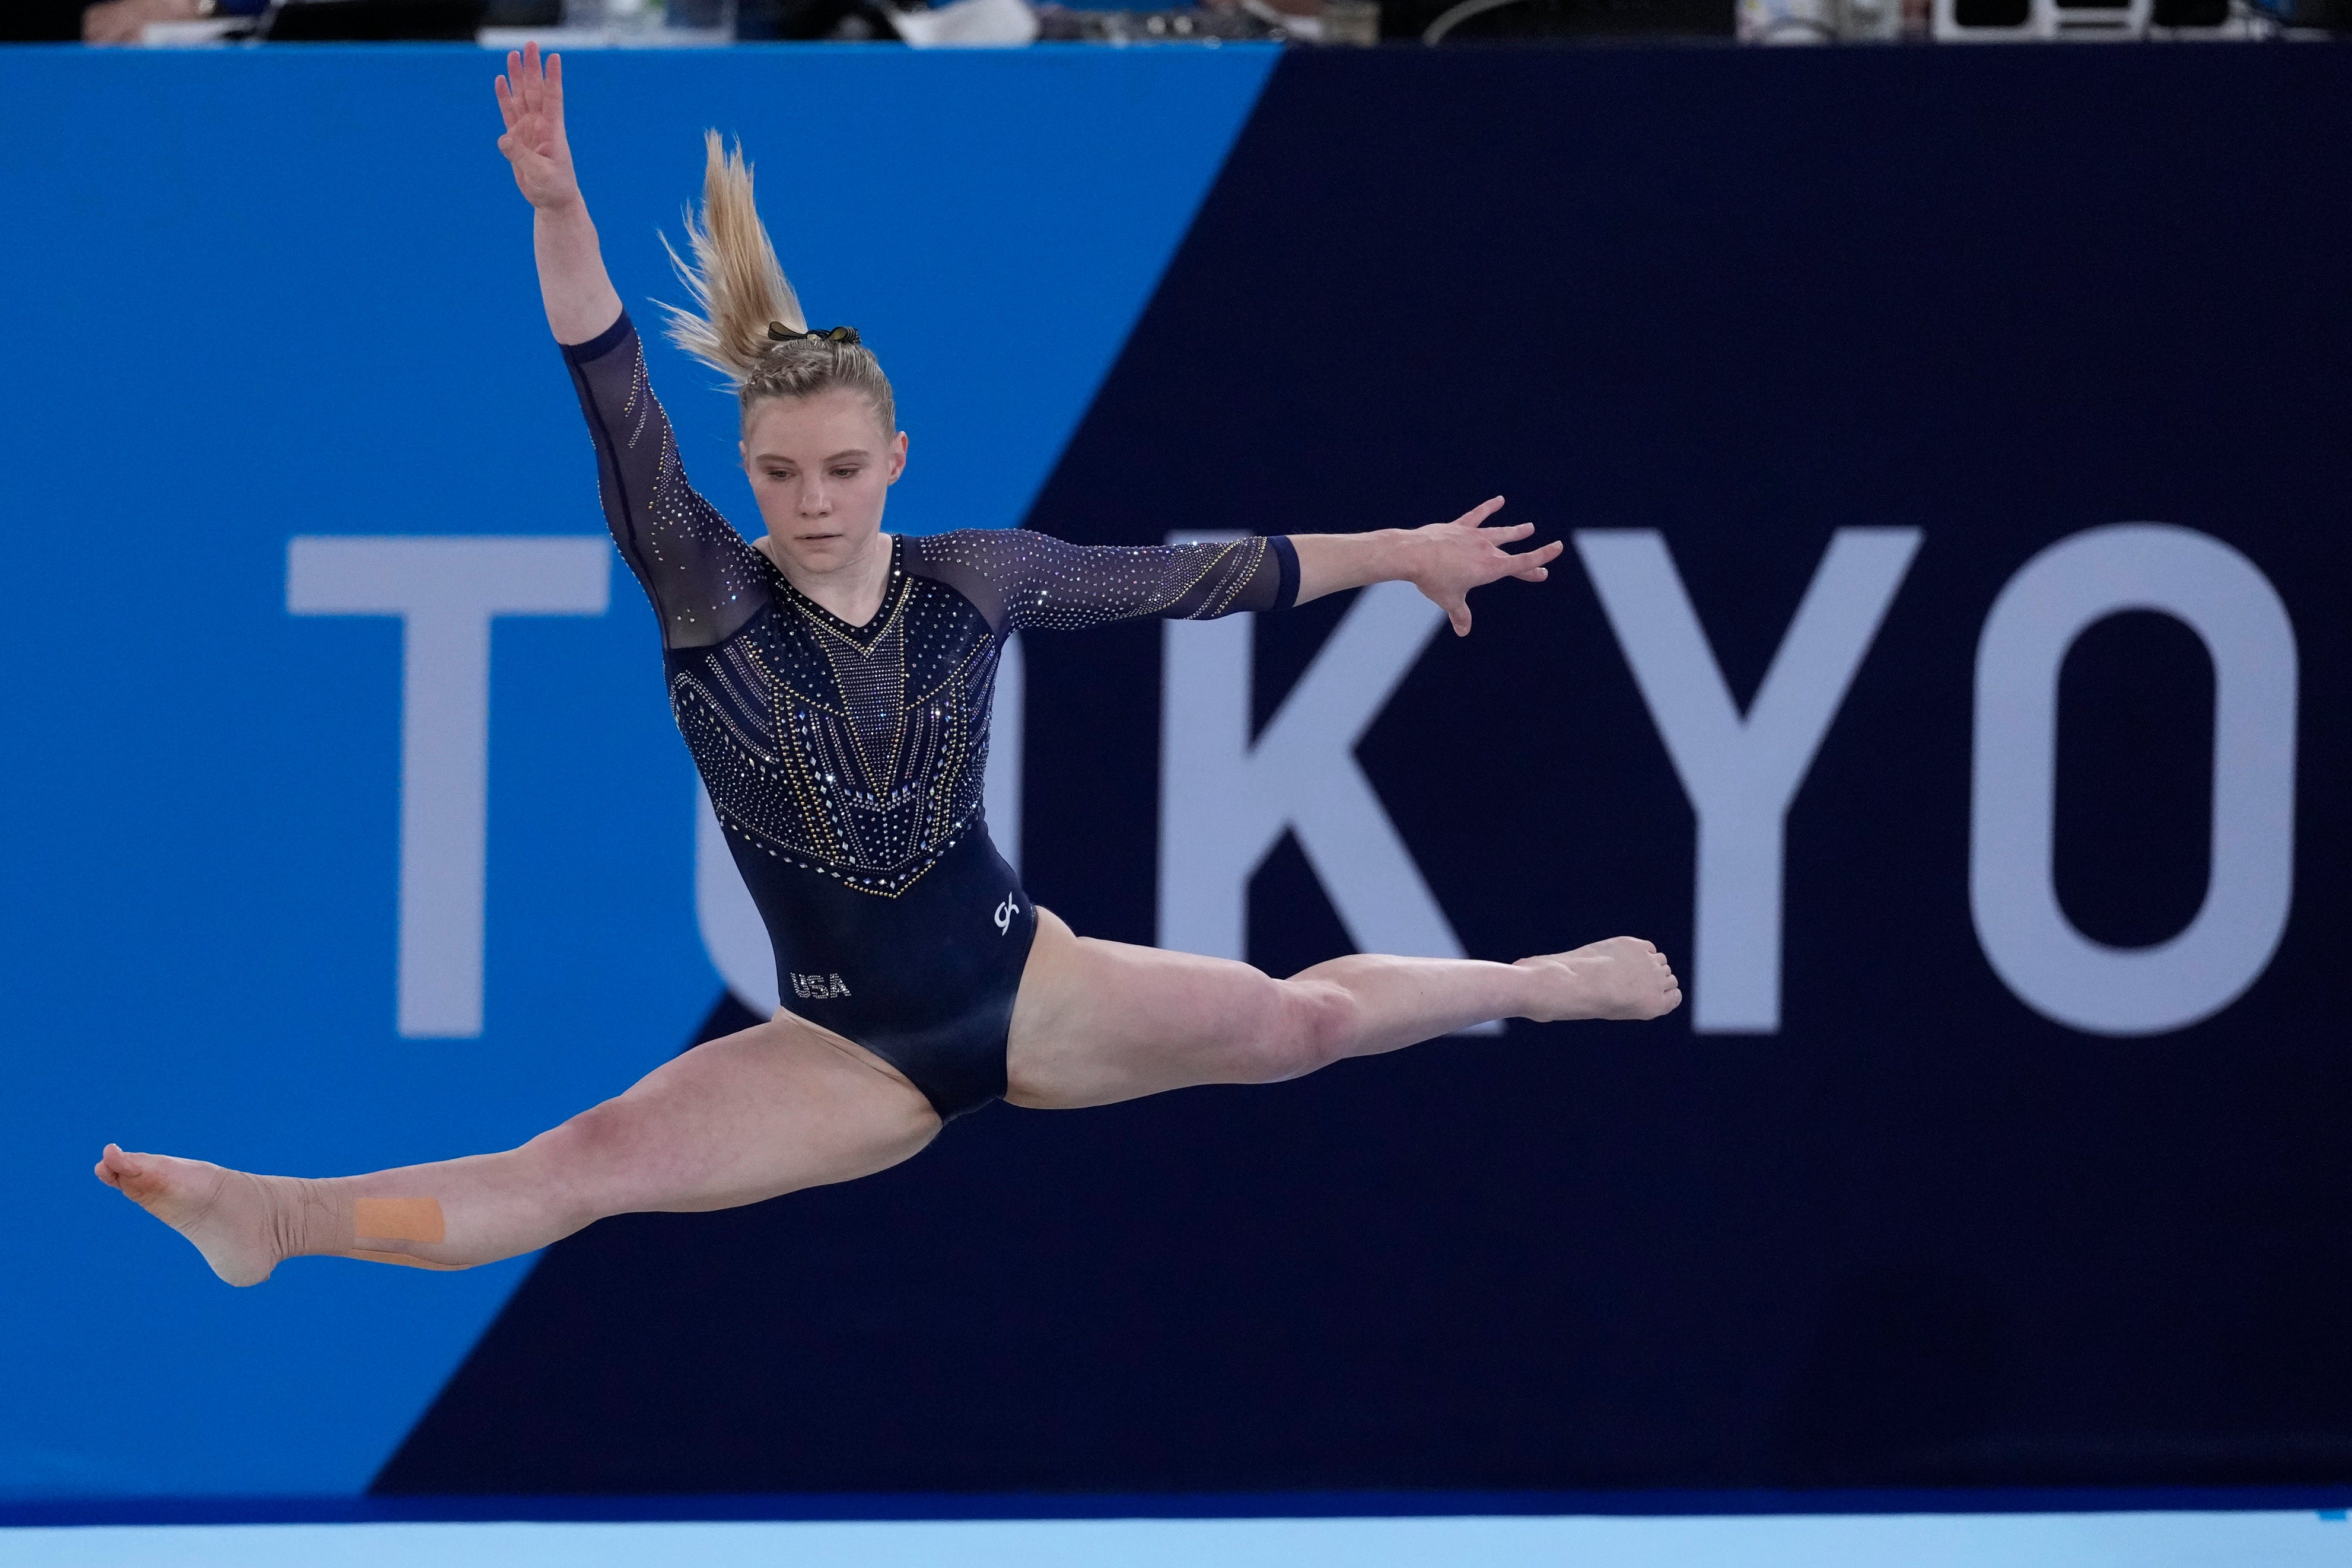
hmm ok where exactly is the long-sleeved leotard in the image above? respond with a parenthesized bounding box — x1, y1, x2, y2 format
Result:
(565, 311, 1299, 1118)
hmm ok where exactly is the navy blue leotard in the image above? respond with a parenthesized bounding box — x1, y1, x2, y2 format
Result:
(565, 312, 1298, 1120)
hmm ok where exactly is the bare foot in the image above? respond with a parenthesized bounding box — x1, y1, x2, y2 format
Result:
(1514, 936, 1682, 1022)
(94, 1145, 347, 1287)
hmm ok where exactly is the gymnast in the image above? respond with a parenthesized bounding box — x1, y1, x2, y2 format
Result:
(95, 44, 1681, 1283)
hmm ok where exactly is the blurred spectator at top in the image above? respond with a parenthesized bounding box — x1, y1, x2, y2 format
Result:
(4, 0, 266, 42)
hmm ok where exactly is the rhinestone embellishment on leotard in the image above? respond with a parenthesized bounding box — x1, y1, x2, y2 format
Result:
(673, 528, 1275, 898)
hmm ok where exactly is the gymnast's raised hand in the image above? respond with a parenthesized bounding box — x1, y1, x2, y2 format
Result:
(95, 42, 1677, 1286)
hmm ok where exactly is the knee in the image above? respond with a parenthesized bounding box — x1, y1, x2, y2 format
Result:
(1251, 978, 1360, 1082)
(545, 1098, 620, 1157)
(527, 1098, 643, 1200)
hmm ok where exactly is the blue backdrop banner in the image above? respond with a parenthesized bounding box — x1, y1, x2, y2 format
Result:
(0, 42, 1275, 1496)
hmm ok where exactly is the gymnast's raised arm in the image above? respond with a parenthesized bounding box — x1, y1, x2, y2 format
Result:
(495, 42, 621, 346)
(494, 44, 769, 651)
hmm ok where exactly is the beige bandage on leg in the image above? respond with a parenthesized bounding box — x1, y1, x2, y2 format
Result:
(345, 1196, 462, 1270)
(354, 1197, 445, 1242)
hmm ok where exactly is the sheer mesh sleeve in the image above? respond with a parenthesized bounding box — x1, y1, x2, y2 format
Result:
(905, 529, 1299, 635)
(563, 311, 771, 651)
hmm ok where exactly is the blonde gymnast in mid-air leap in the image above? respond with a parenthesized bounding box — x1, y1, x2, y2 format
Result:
(96, 44, 1681, 1283)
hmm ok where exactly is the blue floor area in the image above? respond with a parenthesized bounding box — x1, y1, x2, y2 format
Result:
(6, 1486, 2352, 1528)
(6, 1508, 2352, 1567)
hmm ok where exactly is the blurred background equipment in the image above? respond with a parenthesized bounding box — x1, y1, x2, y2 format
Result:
(1406, 0, 1732, 42)
(265, 0, 488, 37)
(2243, 0, 2352, 25)
(19, 0, 2342, 44)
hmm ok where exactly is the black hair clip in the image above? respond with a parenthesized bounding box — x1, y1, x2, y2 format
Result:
(768, 322, 861, 346)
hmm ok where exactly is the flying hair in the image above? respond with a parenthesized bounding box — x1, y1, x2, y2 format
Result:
(657, 130, 897, 434)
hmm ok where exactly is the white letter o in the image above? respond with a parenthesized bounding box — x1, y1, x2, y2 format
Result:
(1971, 524, 2297, 1036)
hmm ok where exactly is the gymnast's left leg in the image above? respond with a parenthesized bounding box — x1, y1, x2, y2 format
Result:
(95, 1012, 940, 1285)
(1005, 909, 1680, 1111)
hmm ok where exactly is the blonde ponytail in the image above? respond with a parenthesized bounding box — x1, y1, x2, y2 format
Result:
(656, 132, 897, 434)
(660, 131, 804, 380)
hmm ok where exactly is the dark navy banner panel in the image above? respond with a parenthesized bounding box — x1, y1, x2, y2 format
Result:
(1010, 44, 2351, 1491)
(4, 43, 2346, 1504)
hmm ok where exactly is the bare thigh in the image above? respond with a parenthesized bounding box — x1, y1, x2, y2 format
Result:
(1004, 908, 1307, 1111)
(574, 1009, 942, 1217)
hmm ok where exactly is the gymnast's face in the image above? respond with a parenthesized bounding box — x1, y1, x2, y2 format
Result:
(740, 388, 907, 579)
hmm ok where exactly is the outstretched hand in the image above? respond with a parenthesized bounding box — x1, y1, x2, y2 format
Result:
(1405, 497, 1564, 636)
(494, 41, 583, 212)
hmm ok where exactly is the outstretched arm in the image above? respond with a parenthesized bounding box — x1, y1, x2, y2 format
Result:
(1290, 496, 1562, 636)
(495, 42, 622, 345)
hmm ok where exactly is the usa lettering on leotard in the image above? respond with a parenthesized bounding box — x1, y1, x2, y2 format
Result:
(790, 973, 852, 1000)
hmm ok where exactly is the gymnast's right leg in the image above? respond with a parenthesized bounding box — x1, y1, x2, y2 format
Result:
(94, 1015, 941, 1286)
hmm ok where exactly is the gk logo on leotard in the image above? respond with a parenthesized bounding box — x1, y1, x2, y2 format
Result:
(994, 893, 1019, 935)
(790, 972, 851, 1000)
